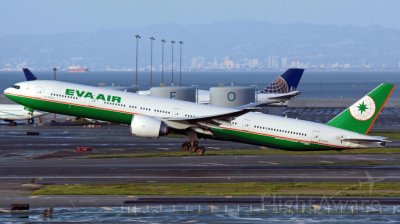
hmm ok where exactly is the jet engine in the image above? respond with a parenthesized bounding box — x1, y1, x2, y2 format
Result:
(130, 114, 168, 138)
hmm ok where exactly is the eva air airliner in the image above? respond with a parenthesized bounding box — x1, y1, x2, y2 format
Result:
(4, 80, 395, 155)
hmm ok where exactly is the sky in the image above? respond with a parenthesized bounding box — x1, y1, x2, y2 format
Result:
(1, 0, 400, 36)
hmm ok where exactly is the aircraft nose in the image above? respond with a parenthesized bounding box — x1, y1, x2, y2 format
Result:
(4, 87, 13, 94)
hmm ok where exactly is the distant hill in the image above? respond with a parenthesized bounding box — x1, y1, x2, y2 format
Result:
(1, 21, 400, 70)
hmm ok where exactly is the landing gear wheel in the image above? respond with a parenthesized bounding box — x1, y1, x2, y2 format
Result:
(195, 146, 206, 156)
(181, 142, 190, 151)
(189, 145, 196, 153)
(188, 141, 199, 153)
(28, 118, 34, 124)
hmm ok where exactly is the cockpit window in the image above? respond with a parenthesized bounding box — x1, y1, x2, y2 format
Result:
(12, 85, 20, 89)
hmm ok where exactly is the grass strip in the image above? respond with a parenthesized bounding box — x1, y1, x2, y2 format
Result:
(33, 182, 400, 197)
(87, 148, 400, 159)
(370, 132, 400, 140)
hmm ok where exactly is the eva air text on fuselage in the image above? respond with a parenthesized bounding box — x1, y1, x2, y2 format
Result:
(65, 89, 122, 103)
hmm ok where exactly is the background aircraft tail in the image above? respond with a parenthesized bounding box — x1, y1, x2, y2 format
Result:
(326, 83, 396, 134)
(22, 68, 37, 81)
(261, 68, 304, 93)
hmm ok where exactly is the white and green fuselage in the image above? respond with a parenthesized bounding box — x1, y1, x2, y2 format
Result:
(4, 80, 395, 151)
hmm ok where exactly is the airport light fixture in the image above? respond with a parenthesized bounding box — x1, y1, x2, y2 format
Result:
(171, 40, 175, 85)
(149, 36, 155, 87)
(179, 41, 183, 86)
(52, 67, 57, 80)
(134, 34, 141, 87)
(161, 39, 166, 84)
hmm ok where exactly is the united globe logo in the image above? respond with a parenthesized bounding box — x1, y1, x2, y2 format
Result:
(264, 77, 289, 93)
(349, 96, 376, 121)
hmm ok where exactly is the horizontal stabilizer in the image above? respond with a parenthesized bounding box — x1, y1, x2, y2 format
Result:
(267, 91, 301, 100)
(339, 136, 390, 143)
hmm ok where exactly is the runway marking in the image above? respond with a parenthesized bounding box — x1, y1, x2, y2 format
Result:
(257, 161, 280, 165)
(201, 163, 228, 166)
(109, 148, 125, 151)
(101, 207, 113, 211)
(320, 160, 334, 164)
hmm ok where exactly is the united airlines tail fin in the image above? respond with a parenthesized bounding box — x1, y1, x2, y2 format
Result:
(261, 68, 304, 93)
(326, 83, 396, 134)
(22, 68, 37, 81)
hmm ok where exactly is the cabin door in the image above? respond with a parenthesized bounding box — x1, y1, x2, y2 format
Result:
(172, 108, 180, 117)
(311, 130, 320, 142)
(242, 119, 251, 131)
(35, 86, 44, 96)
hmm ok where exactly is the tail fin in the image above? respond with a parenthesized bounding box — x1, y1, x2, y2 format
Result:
(262, 68, 304, 93)
(22, 68, 37, 81)
(326, 83, 396, 134)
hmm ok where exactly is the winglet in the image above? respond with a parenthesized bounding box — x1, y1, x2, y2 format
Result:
(22, 68, 37, 81)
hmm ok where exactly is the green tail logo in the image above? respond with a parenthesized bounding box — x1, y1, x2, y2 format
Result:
(326, 83, 396, 134)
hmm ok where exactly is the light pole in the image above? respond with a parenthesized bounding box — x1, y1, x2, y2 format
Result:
(149, 36, 155, 87)
(179, 41, 183, 86)
(161, 39, 166, 85)
(170, 40, 175, 85)
(134, 34, 141, 87)
(53, 67, 57, 80)
(53, 67, 57, 122)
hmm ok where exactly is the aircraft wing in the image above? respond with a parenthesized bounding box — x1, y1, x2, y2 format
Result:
(339, 136, 391, 143)
(166, 108, 253, 123)
(166, 99, 279, 123)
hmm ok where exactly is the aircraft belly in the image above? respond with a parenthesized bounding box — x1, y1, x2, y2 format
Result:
(210, 127, 335, 151)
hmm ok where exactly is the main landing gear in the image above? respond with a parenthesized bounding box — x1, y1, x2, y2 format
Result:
(182, 130, 206, 156)
(181, 141, 206, 156)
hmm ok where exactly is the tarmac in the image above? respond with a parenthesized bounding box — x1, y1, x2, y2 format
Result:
(0, 120, 399, 207)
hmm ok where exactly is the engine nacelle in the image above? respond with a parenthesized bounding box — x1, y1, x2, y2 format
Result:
(130, 114, 168, 138)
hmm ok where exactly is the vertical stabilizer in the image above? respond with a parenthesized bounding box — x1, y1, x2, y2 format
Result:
(22, 68, 37, 81)
(261, 68, 304, 93)
(326, 83, 396, 134)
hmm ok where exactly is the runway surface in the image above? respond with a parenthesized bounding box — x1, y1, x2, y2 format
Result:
(0, 125, 399, 185)
(1, 154, 400, 184)
(0, 124, 399, 208)
(1, 125, 400, 152)
(0, 125, 253, 152)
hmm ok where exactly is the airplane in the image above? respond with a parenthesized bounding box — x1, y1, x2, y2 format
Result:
(23, 68, 137, 92)
(137, 68, 305, 104)
(0, 69, 47, 124)
(3, 78, 395, 155)
(0, 104, 46, 124)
